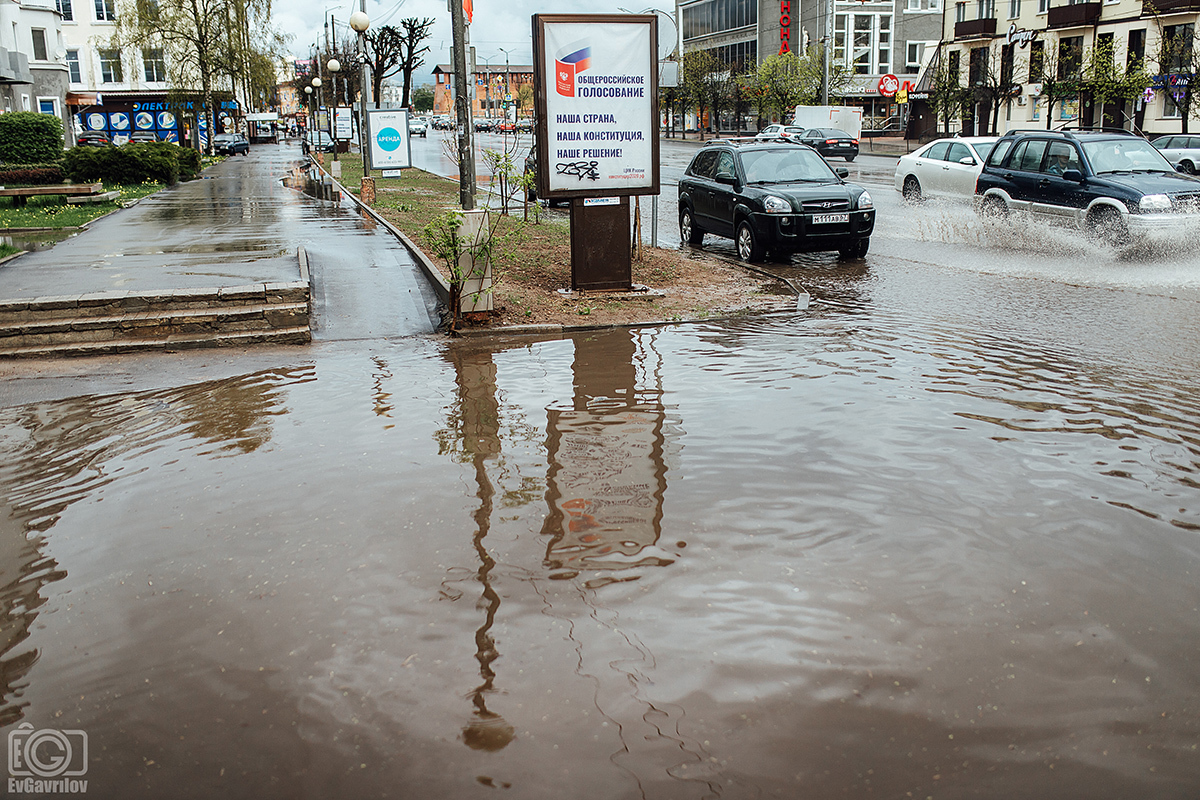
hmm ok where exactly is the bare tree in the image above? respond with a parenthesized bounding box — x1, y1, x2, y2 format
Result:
(397, 18, 435, 109)
(365, 25, 405, 109)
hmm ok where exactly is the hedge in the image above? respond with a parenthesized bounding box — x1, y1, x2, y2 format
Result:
(63, 142, 187, 185)
(0, 165, 65, 185)
(0, 112, 65, 164)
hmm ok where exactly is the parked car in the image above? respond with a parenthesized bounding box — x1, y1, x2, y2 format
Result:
(678, 139, 875, 261)
(473, 117, 495, 133)
(516, 118, 533, 133)
(213, 133, 250, 156)
(303, 130, 335, 153)
(127, 130, 160, 143)
(974, 128, 1200, 245)
(1151, 134, 1200, 174)
(409, 118, 427, 137)
(794, 128, 859, 162)
(894, 136, 999, 201)
(76, 131, 111, 147)
(755, 124, 806, 143)
(496, 119, 516, 134)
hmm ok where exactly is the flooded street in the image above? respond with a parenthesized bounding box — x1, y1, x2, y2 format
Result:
(2, 151, 1200, 798)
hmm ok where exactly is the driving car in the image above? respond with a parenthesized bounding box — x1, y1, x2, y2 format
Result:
(213, 133, 249, 156)
(894, 136, 999, 201)
(409, 118, 428, 137)
(302, 130, 335, 153)
(678, 139, 875, 261)
(755, 124, 805, 142)
(974, 128, 1200, 245)
(1151, 134, 1200, 174)
(76, 131, 111, 147)
(794, 128, 859, 161)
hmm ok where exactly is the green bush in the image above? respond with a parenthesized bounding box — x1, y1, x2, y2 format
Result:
(63, 142, 183, 185)
(0, 112, 65, 164)
(176, 146, 202, 180)
(0, 165, 65, 185)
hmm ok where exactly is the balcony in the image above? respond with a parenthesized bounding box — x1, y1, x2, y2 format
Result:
(1047, 1, 1101, 28)
(954, 17, 998, 39)
(1142, 0, 1200, 12)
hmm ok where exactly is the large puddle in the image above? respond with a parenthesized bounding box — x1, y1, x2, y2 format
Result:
(1, 252, 1199, 798)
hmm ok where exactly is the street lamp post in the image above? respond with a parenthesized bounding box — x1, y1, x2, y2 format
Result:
(304, 85, 314, 149)
(327, 58, 341, 162)
(480, 55, 493, 119)
(498, 47, 513, 124)
(350, 8, 370, 168)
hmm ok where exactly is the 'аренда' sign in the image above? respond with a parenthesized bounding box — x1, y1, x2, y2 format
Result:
(534, 15, 659, 197)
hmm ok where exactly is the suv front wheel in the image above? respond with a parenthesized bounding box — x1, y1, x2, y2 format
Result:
(1087, 206, 1130, 247)
(736, 221, 765, 262)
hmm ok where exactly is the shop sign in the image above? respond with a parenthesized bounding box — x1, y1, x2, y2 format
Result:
(779, 1, 792, 54)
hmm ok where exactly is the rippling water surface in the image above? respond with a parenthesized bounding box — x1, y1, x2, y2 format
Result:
(1, 258, 1198, 799)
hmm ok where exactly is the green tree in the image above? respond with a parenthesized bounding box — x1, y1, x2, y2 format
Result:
(1083, 36, 1151, 129)
(412, 86, 435, 113)
(1153, 21, 1198, 133)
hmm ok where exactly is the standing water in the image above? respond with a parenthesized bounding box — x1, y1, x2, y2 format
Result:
(0, 254, 1198, 799)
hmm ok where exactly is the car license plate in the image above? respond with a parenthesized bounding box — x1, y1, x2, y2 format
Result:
(812, 213, 849, 224)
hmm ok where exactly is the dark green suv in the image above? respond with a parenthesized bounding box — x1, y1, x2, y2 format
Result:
(678, 140, 875, 261)
(974, 128, 1200, 245)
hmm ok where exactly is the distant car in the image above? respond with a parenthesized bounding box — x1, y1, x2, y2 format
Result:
(1151, 134, 1200, 174)
(516, 118, 533, 133)
(473, 117, 495, 133)
(496, 119, 516, 134)
(303, 130, 335, 154)
(213, 133, 249, 156)
(127, 130, 160, 143)
(894, 136, 999, 201)
(795, 128, 859, 162)
(755, 124, 806, 143)
(678, 139, 875, 262)
(76, 131, 111, 147)
(409, 118, 427, 137)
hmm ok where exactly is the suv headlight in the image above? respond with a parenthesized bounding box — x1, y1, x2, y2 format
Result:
(857, 191, 873, 210)
(763, 195, 790, 214)
(1139, 194, 1171, 212)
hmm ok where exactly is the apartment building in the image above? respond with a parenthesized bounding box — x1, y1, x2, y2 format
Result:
(0, 0, 70, 137)
(677, 0, 943, 122)
(941, 0, 1200, 135)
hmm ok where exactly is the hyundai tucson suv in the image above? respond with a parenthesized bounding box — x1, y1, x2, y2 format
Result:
(974, 128, 1200, 245)
(678, 139, 875, 261)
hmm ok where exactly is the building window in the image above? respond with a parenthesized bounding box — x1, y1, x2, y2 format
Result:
(1058, 36, 1083, 80)
(681, 0, 757, 40)
(99, 48, 123, 82)
(834, 14, 847, 63)
(143, 48, 166, 82)
(1029, 39, 1044, 81)
(948, 49, 960, 81)
(57, 0, 73, 20)
(955, 2, 966, 22)
(94, 0, 116, 21)
(977, 0, 995, 18)
(38, 97, 58, 116)
(1037, 0, 1048, 12)
(31, 29, 48, 61)
(1127, 29, 1145, 65)
(66, 49, 81, 82)
(906, 41, 923, 73)
(929, 0, 941, 9)
(1008, 0, 1021, 17)
(1165, 92, 1184, 118)
(907, 0, 920, 8)
(878, 15, 891, 74)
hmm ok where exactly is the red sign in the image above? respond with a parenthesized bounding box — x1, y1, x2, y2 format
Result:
(878, 74, 900, 97)
(779, 0, 791, 54)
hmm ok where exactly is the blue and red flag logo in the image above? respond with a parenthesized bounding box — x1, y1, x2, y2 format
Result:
(554, 43, 591, 97)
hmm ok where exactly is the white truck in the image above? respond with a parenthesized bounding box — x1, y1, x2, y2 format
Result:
(791, 105, 863, 138)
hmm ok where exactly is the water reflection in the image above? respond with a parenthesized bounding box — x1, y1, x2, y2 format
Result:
(0, 366, 313, 724)
(540, 332, 675, 587)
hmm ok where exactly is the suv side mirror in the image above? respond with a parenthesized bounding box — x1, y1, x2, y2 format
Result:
(835, 167, 849, 178)
(714, 171, 737, 185)
(1060, 168, 1083, 182)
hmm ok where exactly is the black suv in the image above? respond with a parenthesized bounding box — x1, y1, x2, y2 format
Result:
(678, 140, 875, 261)
(974, 128, 1200, 245)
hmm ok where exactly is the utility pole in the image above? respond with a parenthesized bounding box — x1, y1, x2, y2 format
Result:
(821, 0, 833, 105)
(450, 0, 476, 209)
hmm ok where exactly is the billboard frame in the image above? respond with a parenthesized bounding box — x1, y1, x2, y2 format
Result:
(531, 13, 660, 202)
(364, 108, 413, 171)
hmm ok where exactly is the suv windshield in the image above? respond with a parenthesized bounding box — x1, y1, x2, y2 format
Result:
(1083, 138, 1175, 173)
(741, 148, 837, 183)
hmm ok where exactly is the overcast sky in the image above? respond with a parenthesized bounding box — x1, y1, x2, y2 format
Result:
(275, 0, 676, 83)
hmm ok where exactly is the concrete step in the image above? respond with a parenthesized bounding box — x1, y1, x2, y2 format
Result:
(0, 282, 312, 359)
(0, 326, 312, 359)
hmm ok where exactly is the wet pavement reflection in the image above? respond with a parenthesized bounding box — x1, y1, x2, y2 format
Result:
(2, 193, 1200, 797)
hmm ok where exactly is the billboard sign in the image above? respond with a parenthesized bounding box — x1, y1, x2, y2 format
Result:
(532, 14, 660, 199)
(365, 109, 412, 170)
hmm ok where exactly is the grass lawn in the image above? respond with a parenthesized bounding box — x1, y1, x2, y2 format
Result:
(315, 152, 792, 329)
(0, 243, 19, 259)
(0, 181, 165, 230)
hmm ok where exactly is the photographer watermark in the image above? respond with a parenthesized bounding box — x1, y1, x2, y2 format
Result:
(7, 722, 88, 793)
